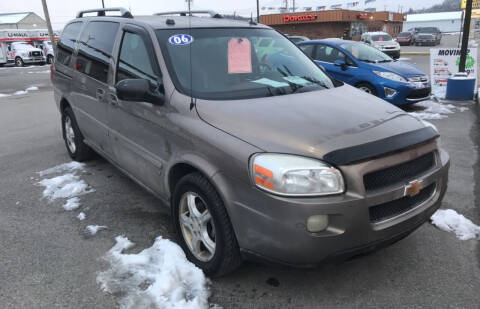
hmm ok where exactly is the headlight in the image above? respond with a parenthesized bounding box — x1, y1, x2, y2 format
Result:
(250, 153, 344, 196)
(373, 44, 381, 49)
(373, 71, 407, 83)
(21, 52, 28, 57)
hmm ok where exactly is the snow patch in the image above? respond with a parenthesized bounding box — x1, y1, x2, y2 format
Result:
(0, 93, 10, 98)
(63, 197, 81, 211)
(431, 209, 480, 240)
(86, 225, 107, 235)
(28, 70, 50, 74)
(25, 86, 39, 91)
(13, 90, 27, 95)
(409, 100, 467, 120)
(39, 161, 85, 176)
(38, 173, 93, 200)
(77, 212, 86, 221)
(97, 235, 210, 309)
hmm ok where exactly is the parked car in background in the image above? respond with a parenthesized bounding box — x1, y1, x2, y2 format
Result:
(361, 32, 401, 59)
(396, 32, 414, 46)
(298, 39, 431, 106)
(286, 35, 310, 43)
(412, 27, 442, 46)
(53, 8, 449, 277)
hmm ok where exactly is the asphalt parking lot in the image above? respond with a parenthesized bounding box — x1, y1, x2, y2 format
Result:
(0, 47, 479, 308)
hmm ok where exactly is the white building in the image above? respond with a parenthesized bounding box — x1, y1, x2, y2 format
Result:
(0, 12, 47, 30)
(403, 11, 463, 33)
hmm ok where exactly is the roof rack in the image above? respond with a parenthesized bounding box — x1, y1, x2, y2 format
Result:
(154, 10, 222, 18)
(76, 8, 133, 19)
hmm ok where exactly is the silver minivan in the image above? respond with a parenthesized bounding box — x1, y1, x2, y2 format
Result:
(53, 8, 449, 276)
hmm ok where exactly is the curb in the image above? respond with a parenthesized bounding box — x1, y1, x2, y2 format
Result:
(400, 52, 430, 56)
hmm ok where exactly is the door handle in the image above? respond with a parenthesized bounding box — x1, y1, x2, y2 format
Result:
(96, 88, 105, 100)
(109, 94, 119, 106)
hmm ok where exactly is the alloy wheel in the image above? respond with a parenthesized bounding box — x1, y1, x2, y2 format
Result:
(64, 116, 76, 154)
(179, 191, 216, 262)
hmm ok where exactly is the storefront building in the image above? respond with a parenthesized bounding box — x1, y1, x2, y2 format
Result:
(260, 10, 405, 40)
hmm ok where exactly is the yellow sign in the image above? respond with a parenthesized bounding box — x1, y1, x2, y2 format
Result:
(472, 8, 480, 18)
(462, 0, 480, 9)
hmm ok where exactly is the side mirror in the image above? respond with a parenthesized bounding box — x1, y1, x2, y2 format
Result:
(334, 59, 348, 71)
(115, 79, 164, 105)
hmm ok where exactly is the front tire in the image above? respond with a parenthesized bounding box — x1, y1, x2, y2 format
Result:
(62, 107, 94, 161)
(356, 83, 377, 96)
(47, 55, 54, 64)
(172, 173, 242, 277)
(15, 57, 24, 67)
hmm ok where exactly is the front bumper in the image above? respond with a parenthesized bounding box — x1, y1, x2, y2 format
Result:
(380, 49, 400, 58)
(214, 142, 449, 266)
(23, 56, 46, 64)
(374, 79, 431, 106)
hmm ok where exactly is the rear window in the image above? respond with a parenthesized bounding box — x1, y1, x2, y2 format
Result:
(398, 32, 411, 37)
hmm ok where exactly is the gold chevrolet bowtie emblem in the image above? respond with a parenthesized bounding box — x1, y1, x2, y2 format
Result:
(404, 180, 424, 197)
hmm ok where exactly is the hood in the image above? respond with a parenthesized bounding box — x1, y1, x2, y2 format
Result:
(12, 44, 41, 52)
(196, 84, 426, 162)
(363, 60, 426, 78)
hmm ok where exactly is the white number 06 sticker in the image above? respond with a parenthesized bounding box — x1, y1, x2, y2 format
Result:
(168, 34, 194, 46)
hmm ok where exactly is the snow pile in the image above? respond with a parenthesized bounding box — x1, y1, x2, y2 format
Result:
(63, 197, 81, 211)
(0, 86, 43, 98)
(39, 161, 85, 177)
(77, 212, 86, 221)
(38, 162, 95, 226)
(431, 209, 480, 240)
(38, 173, 92, 200)
(97, 236, 210, 309)
(409, 100, 467, 120)
(86, 225, 108, 235)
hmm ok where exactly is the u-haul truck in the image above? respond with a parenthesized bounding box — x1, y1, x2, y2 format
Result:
(0, 30, 46, 67)
(29, 30, 59, 64)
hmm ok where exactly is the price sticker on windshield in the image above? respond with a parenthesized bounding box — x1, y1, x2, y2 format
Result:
(168, 34, 194, 46)
(228, 38, 252, 74)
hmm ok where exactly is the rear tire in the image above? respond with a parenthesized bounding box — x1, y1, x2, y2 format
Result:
(356, 83, 377, 96)
(15, 57, 24, 67)
(62, 107, 94, 162)
(172, 172, 242, 277)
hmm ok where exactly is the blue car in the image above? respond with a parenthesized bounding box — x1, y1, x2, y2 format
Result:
(297, 39, 431, 106)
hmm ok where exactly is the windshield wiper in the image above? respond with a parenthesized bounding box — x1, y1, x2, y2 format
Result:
(357, 59, 375, 63)
(378, 59, 393, 63)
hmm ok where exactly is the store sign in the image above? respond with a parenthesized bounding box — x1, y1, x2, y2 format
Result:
(5, 31, 29, 38)
(461, 0, 480, 9)
(357, 13, 368, 19)
(430, 48, 477, 98)
(283, 14, 317, 22)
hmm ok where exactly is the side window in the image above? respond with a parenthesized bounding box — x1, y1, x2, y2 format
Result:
(299, 44, 314, 58)
(57, 22, 83, 66)
(314, 45, 346, 63)
(116, 31, 160, 84)
(76, 21, 119, 83)
(299, 44, 315, 58)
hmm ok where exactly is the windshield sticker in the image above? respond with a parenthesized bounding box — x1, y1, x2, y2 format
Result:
(228, 38, 252, 74)
(168, 34, 193, 46)
(283, 76, 314, 86)
(252, 78, 289, 88)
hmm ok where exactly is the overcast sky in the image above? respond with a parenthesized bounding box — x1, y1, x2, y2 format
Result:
(1, 0, 445, 29)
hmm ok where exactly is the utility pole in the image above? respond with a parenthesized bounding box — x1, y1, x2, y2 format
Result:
(459, 0, 473, 72)
(293, 0, 295, 12)
(41, 0, 56, 51)
(256, 0, 259, 22)
(101, 0, 105, 8)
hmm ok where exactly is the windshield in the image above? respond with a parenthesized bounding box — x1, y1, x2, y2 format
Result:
(156, 28, 334, 100)
(398, 32, 411, 37)
(371, 34, 393, 42)
(341, 42, 393, 63)
(418, 27, 437, 33)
